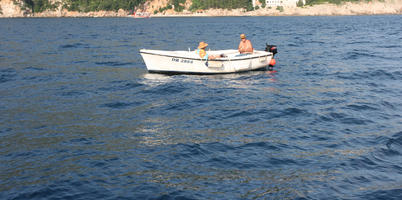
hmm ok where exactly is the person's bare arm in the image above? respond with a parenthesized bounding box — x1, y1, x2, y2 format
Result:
(239, 41, 245, 53)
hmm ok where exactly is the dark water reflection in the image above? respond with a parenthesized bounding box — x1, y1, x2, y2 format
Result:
(1, 16, 402, 199)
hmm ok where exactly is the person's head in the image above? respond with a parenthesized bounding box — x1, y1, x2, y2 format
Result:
(198, 41, 208, 49)
(240, 34, 246, 41)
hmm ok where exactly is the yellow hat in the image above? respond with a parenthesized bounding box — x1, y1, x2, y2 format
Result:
(198, 41, 208, 49)
(240, 34, 246, 39)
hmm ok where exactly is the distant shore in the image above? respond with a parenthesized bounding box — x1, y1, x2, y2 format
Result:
(153, 1, 402, 17)
(1, 0, 401, 18)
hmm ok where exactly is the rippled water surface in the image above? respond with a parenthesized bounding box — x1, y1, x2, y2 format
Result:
(1, 16, 402, 199)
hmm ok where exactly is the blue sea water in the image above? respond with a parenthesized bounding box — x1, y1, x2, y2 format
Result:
(0, 15, 402, 200)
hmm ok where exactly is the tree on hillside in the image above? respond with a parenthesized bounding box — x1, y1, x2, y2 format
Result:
(297, 0, 304, 7)
(171, 0, 186, 12)
(21, 0, 52, 13)
(259, 0, 266, 8)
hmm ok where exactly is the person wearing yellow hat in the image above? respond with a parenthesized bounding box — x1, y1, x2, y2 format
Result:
(238, 34, 254, 54)
(195, 41, 222, 60)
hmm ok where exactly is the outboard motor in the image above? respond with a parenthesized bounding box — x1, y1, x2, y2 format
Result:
(265, 44, 277, 56)
(265, 44, 278, 71)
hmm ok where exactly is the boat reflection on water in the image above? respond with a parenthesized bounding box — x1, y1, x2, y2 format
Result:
(141, 73, 175, 87)
(141, 69, 279, 94)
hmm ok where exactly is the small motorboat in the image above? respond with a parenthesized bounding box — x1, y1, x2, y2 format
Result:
(140, 44, 277, 74)
(128, 11, 150, 18)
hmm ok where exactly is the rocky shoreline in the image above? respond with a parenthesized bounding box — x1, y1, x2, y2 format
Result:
(1, 0, 401, 18)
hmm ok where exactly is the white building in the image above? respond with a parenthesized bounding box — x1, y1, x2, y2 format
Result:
(252, 0, 305, 7)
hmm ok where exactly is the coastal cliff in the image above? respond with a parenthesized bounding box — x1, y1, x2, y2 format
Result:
(1, 0, 401, 17)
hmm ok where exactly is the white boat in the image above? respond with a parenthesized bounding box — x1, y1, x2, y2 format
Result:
(139, 49, 274, 74)
(128, 12, 150, 18)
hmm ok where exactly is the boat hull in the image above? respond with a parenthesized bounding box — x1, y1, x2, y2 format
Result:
(140, 49, 273, 74)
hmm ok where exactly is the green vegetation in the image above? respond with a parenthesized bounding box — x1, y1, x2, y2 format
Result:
(276, 6, 284, 12)
(297, 0, 304, 7)
(157, 4, 172, 13)
(16, 0, 376, 14)
(153, 0, 186, 14)
(20, 0, 146, 12)
(305, 0, 371, 6)
(189, 0, 253, 11)
(19, 0, 59, 12)
(62, 0, 146, 12)
(171, 0, 186, 12)
(18, 0, 255, 13)
(259, 0, 266, 8)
